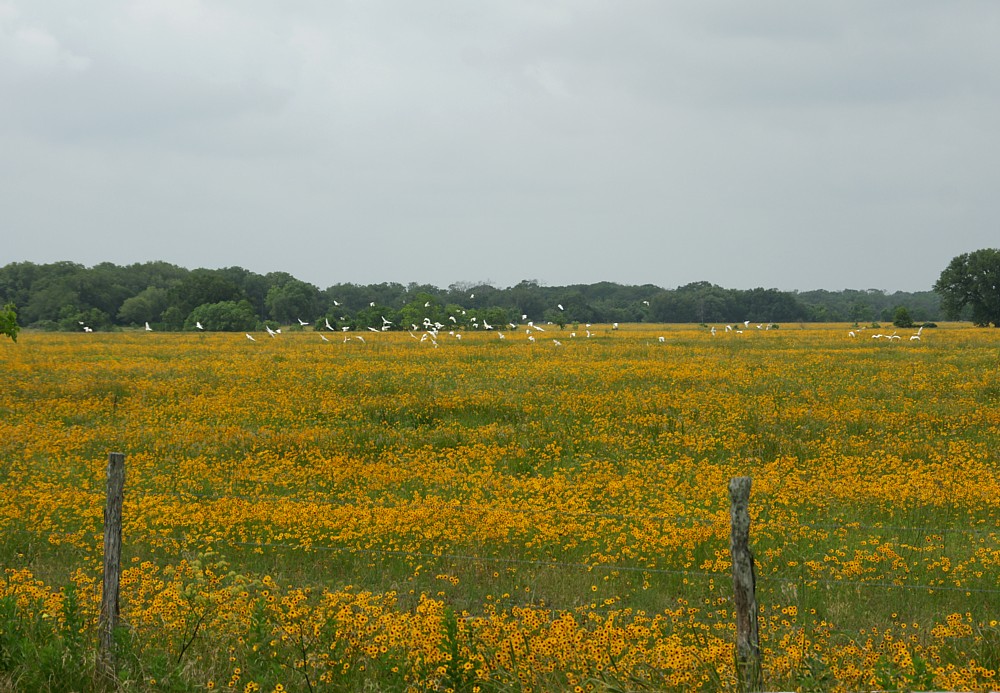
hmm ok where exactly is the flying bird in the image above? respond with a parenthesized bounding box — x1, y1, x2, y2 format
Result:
(145, 322, 153, 331)
(325, 318, 334, 331)
(196, 321, 204, 330)
(557, 304, 564, 311)
(246, 333, 256, 341)
(297, 318, 309, 326)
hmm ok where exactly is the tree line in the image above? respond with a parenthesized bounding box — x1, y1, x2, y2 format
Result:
(0, 260, 945, 333)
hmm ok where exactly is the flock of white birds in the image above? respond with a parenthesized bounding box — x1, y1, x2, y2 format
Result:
(78, 301, 927, 347)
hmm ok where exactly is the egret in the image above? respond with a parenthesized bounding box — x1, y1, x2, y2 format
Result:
(528, 335, 535, 343)
(196, 321, 204, 330)
(321, 335, 329, 342)
(612, 323, 619, 330)
(483, 320, 493, 330)
(333, 300, 341, 306)
(424, 301, 431, 307)
(658, 336, 665, 343)
(246, 333, 256, 341)
(498, 332, 506, 339)
(325, 318, 334, 331)
(356, 335, 366, 343)
(368, 327, 379, 332)
(849, 331, 856, 338)
(910, 335, 921, 341)
(370, 302, 375, 307)
(557, 304, 564, 311)
(145, 322, 153, 331)
(710, 326, 716, 336)
(553, 339, 562, 346)
(642, 300, 650, 306)
(266, 326, 277, 338)
(341, 326, 351, 332)
(298, 318, 309, 326)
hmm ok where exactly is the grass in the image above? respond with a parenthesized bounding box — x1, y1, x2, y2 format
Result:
(0, 323, 998, 691)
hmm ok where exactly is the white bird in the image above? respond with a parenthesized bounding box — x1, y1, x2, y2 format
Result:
(325, 318, 334, 331)
(509, 323, 517, 329)
(483, 321, 492, 330)
(370, 302, 375, 307)
(557, 304, 564, 311)
(612, 323, 619, 330)
(424, 301, 431, 307)
(356, 335, 366, 343)
(570, 332, 576, 338)
(246, 333, 256, 341)
(744, 320, 750, 327)
(367, 327, 379, 332)
(297, 318, 309, 326)
(658, 336, 665, 343)
(553, 339, 562, 346)
(266, 325, 277, 337)
(522, 314, 528, 320)
(321, 335, 329, 342)
(455, 333, 462, 340)
(469, 293, 474, 299)
(710, 326, 716, 336)
(341, 326, 351, 332)
(196, 321, 204, 330)
(848, 331, 856, 338)
(642, 300, 650, 306)
(527, 335, 535, 343)
(498, 332, 505, 340)
(586, 330, 592, 338)
(910, 335, 921, 341)
(449, 316, 457, 323)
(145, 322, 153, 331)
(382, 316, 392, 325)
(725, 325, 732, 332)
(83, 326, 93, 332)
(333, 300, 341, 306)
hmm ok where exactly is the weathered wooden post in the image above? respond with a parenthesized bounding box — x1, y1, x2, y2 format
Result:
(729, 476, 762, 692)
(99, 452, 125, 681)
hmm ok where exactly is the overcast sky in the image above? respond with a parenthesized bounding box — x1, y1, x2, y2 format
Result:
(2, 1, 998, 293)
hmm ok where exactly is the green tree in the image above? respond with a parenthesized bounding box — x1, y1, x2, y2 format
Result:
(117, 286, 170, 326)
(1, 303, 20, 342)
(185, 300, 258, 331)
(265, 279, 320, 325)
(892, 306, 915, 328)
(934, 249, 1000, 326)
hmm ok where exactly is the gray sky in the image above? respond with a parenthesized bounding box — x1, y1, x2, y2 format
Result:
(2, 1, 998, 293)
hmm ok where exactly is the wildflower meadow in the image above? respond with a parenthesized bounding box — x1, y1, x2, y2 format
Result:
(1, 323, 998, 691)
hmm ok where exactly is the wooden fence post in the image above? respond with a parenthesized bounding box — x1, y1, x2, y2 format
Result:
(99, 452, 125, 681)
(729, 476, 762, 692)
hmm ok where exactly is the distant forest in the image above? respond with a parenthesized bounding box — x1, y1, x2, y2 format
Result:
(0, 261, 942, 332)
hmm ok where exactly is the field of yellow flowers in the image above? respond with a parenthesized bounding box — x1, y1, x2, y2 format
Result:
(1, 323, 998, 692)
